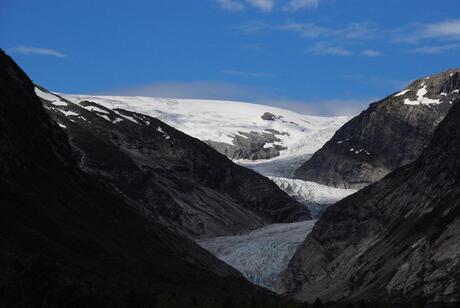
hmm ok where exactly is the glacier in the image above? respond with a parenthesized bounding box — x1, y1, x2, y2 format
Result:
(199, 220, 316, 291)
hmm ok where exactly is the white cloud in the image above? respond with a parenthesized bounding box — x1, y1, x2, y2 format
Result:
(218, 0, 245, 11)
(247, 0, 275, 12)
(283, 0, 319, 12)
(361, 49, 381, 57)
(8, 46, 67, 58)
(309, 42, 353, 56)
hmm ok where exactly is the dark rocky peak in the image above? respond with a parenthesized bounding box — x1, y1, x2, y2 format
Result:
(1, 49, 300, 307)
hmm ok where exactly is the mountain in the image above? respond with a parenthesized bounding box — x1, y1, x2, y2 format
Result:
(277, 96, 460, 304)
(35, 87, 310, 239)
(0, 50, 301, 307)
(295, 69, 460, 189)
(60, 93, 349, 161)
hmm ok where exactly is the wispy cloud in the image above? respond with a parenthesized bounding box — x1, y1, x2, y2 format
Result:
(411, 44, 460, 54)
(237, 21, 379, 57)
(283, 0, 319, 12)
(217, 0, 320, 13)
(421, 20, 460, 40)
(217, 0, 245, 11)
(361, 49, 381, 57)
(8, 46, 67, 58)
(221, 69, 275, 78)
(308, 42, 353, 56)
(247, 0, 275, 12)
(394, 20, 460, 44)
(236, 21, 375, 42)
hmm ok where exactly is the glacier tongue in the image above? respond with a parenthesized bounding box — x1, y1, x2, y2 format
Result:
(198, 220, 316, 291)
(269, 177, 356, 218)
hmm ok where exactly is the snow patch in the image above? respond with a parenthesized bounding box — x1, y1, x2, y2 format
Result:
(58, 110, 79, 117)
(157, 126, 171, 140)
(403, 85, 441, 106)
(394, 89, 410, 97)
(35, 87, 68, 106)
(83, 105, 110, 114)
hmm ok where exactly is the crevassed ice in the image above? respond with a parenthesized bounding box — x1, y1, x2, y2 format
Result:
(199, 220, 316, 291)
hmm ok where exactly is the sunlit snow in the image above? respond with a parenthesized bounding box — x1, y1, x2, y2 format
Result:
(60, 94, 349, 158)
(404, 84, 442, 106)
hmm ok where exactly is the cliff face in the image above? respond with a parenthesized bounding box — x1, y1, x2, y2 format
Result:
(277, 97, 460, 304)
(37, 87, 309, 239)
(295, 69, 460, 189)
(0, 50, 299, 307)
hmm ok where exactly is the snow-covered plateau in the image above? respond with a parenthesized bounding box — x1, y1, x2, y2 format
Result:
(61, 94, 349, 161)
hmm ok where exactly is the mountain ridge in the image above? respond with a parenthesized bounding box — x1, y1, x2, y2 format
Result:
(294, 68, 460, 189)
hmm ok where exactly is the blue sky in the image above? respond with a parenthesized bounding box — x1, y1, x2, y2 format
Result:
(1, 0, 460, 115)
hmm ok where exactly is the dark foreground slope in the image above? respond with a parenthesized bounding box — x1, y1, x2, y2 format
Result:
(295, 69, 460, 189)
(35, 88, 309, 239)
(0, 51, 300, 307)
(278, 97, 460, 304)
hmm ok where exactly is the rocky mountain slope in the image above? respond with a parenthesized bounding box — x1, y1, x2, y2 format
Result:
(295, 69, 460, 189)
(277, 96, 460, 304)
(36, 87, 309, 239)
(61, 93, 349, 161)
(0, 49, 303, 307)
